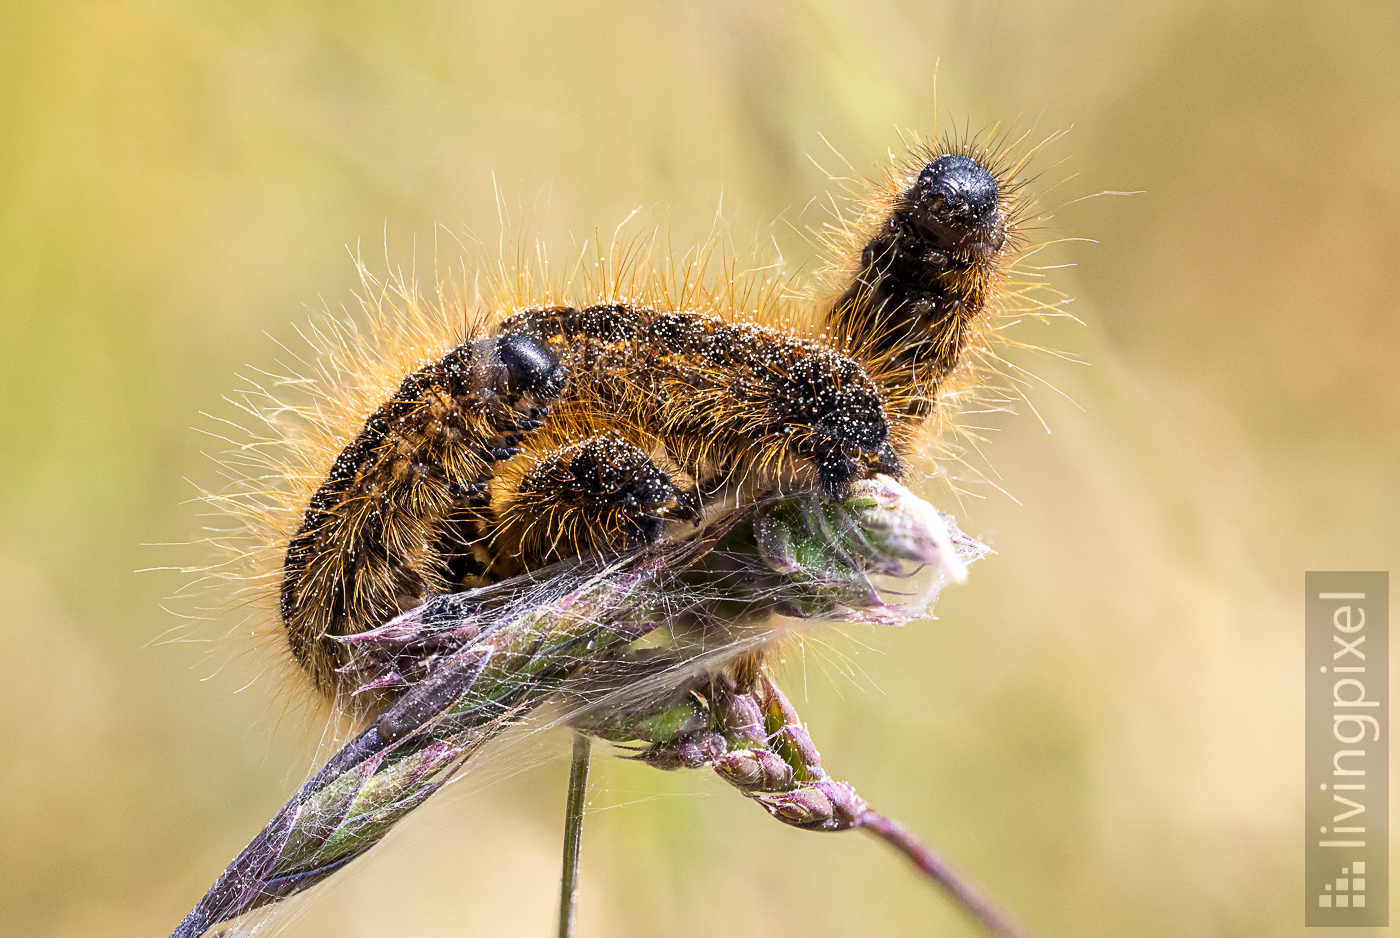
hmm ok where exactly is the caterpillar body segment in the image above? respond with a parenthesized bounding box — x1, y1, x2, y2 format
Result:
(498, 304, 900, 497)
(279, 332, 565, 696)
(824, 147, 1022, 424)
(488, 434, 698, 576)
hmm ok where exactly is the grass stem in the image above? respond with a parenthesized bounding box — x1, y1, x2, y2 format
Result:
(557, 734, 592, 938)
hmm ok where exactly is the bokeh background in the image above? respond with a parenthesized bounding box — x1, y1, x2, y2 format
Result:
(3, 2, 1397, 936)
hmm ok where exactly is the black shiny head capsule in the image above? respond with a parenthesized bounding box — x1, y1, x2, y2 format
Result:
(497, 332, 568, 399)
(900, 154, 1005, 254)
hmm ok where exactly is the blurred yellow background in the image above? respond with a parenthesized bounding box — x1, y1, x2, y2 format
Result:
(2, 2, 1397, 936)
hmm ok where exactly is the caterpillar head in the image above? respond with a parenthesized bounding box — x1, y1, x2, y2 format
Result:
(898, 153, 1008, 259)
(496, 332, 568, 401)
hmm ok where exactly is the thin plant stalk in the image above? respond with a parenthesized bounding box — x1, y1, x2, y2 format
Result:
(557, 734, 591, 938)
(861, 812, 1034, 938)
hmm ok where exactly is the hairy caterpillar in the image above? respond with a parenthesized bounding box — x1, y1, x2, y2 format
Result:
(226, 131, 1041, 708)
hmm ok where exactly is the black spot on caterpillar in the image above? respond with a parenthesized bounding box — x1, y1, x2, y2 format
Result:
(227, 132, 1042, 705)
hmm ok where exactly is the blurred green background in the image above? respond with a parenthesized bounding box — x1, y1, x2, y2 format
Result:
(2, 1, 1397, 936)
